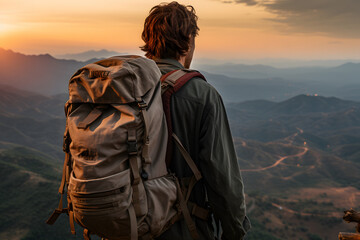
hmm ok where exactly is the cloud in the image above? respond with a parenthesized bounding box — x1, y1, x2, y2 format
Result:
(233, 0, 259, 6)
(219, 0, 360, 38)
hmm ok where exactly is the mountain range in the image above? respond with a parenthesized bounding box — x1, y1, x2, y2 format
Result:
(226, 96, 360, 239)
(197, 62, 360, 84)
(55, 49, 124, 61)
(0, 48, 359, 239)
(1, 48, 360, 102)
(0, 83, 358, 239)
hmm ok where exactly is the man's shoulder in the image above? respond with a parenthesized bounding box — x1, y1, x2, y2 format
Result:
(175, 71, 222, 106)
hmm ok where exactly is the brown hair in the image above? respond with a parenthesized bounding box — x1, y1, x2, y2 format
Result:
(141, 1, 199, 60)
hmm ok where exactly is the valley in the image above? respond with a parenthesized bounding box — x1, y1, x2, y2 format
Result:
(0, 50, 359, 239)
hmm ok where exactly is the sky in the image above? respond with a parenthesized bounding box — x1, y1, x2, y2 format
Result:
(0, 0, 360, 61)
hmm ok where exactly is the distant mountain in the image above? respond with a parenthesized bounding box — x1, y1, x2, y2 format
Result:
(199, 62, 360, 101)
(227, 94, 360, 138)
(270, 94, 360, 114)
(56, 49, 124, 61)
(1, 48, 360, 102)
(198, 62, 360, 83)
(0, 86, 66, 161)
(202, 71, 309, 102)
(0, 48, 93, 94)
(0, 145, 79, 240)
(229, 95, 360, 239)
(0, 84, 66, 120)
(228, 94, 360, 115)
(0, 85, 359, 239)
(227, 95, 360, 170)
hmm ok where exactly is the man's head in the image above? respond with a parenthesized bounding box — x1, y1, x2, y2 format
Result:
(141, 1, 199, 68)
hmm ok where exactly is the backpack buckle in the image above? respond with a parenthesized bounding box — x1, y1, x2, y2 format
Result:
(63, 133, 71, 153)
(136, 98, 148, 109)
(138, 102, 147, 109)
(127, 140, 138, 155)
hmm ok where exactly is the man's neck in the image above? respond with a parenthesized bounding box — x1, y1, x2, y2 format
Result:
(178, 56, 186, 68)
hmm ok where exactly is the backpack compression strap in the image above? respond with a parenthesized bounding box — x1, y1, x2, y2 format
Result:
(160, 69, 206, 167)
(161, 70, 209, 239)
(46, 103, 76, 234)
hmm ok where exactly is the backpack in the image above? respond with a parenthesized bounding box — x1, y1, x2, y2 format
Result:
(46, 55, 209, 240)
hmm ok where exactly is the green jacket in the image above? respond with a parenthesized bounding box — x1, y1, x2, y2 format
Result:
(155, 59, 250, 240)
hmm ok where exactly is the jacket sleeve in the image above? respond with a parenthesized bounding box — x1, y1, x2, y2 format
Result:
(198, 89, 250, 240)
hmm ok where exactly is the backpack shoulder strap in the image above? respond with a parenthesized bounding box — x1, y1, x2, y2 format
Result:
(161, 69, 206, 94)
(160, 70, 210, 237)
(161, 69, 206, 167)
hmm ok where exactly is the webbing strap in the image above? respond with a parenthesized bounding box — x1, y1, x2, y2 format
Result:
(172, 133, 202, 181)
(129, 155, 140, 185)
(129, 155, 142, 215)
(129, 204, 138, 240)
(46, 151, 71, 225)
(175, 178, 199, 239)
(187, 202, 210, 221)
(77, 107, 103, 129)
(83, 229, 91, 240)
(139, 103, 151, 164)
(163, 70, 188, 87)
(45, 201, 68, 225)
(128, 129, 142, 215)
(185, 176, 197, 202)
(160, 70, 206, 167)
(69, 210, 76, 235)
(59, 152, 70, 194)
(131, 182, 142, 216)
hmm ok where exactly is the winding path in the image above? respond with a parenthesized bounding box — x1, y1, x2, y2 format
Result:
(241, 128, 308, 172)
(241, 147, 308, 172)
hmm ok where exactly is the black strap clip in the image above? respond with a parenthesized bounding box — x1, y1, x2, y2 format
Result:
(63, 132, 71, 153)
(127, 140, 138, 155)
(137, 99, 148, 110)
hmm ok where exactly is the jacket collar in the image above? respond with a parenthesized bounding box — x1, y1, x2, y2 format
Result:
(154, 58, 184, 69)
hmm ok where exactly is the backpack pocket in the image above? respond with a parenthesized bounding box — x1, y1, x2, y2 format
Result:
(143, 174, 178, 236)
(68, 169, 135, 239)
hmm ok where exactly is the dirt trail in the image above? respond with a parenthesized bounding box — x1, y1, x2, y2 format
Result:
(270, 202, 339, 217)
(271, 202, 342, 218)
(242, 147, 308, 172)
(242, 128, 308, 172)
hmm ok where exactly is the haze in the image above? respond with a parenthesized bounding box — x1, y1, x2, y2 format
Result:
(0, 0, 360, 62)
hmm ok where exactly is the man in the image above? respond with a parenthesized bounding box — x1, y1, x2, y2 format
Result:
(141, 2, 250, 240)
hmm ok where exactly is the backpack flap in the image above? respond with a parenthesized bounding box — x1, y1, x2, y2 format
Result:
(68, 55, 161, 105)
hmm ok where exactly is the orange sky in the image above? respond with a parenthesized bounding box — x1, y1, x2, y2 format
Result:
(0, 0, 359, 60)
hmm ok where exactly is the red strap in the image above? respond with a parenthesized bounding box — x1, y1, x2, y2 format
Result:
(161, 70, 206, 167)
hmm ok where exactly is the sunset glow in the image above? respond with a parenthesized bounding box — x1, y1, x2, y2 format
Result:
(0, 0, 359, 60)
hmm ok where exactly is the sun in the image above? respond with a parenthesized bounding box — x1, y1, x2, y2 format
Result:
(0, 23, 12, 34)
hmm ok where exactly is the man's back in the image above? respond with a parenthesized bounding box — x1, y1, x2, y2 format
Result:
(155, 58, 250, 240)
(141, 2, 250, 239)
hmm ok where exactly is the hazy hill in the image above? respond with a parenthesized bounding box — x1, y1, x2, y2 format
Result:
(56, 49, 123, 61)
(202, 71, 309, 102)
(1, 48, 360, 102)
(197, 62, 360, 84)
(227, 96, 360, 140)
(228, 95, 360, 239)
(0, 87, 358, 239)
(0, 48, 91, 94)
(228, 95, 360, 115)
(272, 95, 360, 114)
(0, 145, 79, 240)
(199, 62, 360, 101)
(1, 49, 359, 239)
(0, 86, 66, 161)
(0, 84, 66, 120)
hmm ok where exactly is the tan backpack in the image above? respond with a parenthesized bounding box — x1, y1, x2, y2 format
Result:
(46, 56, 208, 240)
